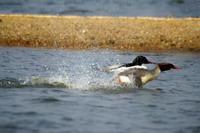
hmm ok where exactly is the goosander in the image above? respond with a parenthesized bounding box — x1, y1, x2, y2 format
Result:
(104, 56, 156, 73)
(116, 63, 181, 88)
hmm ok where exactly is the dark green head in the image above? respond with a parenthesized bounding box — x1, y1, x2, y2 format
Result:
(158, 63, 181, 72)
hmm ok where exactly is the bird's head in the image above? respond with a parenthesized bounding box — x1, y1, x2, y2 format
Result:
(158, 63, 181, 72)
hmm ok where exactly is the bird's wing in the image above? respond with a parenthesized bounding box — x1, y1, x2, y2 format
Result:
(116, 68, 144, 88)
(102, 64, 122, 72)
(134, 76, 143, 88)
(131, 65, 148, 69)
(103, 64, 148, 73)
(117, 67, 147, 76)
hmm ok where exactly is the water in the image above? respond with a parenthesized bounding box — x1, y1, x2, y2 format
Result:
(0, 47, 200, 133)
(0, 0, 199, 17)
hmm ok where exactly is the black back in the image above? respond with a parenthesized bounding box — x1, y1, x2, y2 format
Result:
(132, 56, 150, 65)
(122, 56, 150, 67)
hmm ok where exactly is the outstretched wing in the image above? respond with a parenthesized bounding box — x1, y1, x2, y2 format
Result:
(103, 64, 148, 73)
(134, 76, 143, 88)
(116, 67, 148, 87)
(102, 64, 122, 72)
(117, 67, 147, 76)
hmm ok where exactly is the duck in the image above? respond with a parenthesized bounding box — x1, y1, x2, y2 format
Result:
(115, 63, 181, 88)
(104, 56, 156, 73)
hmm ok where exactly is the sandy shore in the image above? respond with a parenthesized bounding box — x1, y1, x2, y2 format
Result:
(0, 14, 199, 52)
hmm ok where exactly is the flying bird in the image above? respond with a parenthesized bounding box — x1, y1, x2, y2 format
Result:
(104, 56, 156, 73)
(115, 63, 181, 88)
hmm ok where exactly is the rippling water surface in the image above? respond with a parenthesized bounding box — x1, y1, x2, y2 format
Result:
(0, 0, 199, 17)
(0, 47, 200, 133)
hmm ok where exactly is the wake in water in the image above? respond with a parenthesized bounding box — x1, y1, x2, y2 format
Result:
(0, 48, 140, 91)
(0, 76, 70, 88)
(0, 75, 134, 91)
(0, 67, 140, 92)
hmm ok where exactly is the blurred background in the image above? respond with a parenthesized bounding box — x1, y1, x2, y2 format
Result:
(0, 0, 199, 17)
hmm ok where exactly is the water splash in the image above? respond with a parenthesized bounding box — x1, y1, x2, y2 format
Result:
(0, 75, 99, 89)
(0, 76, 70, 89)
(0, 74, 136, 92)
(22, 76, 71, 88)
(0, 48, 139, 91)
(0, 78, 21, 88)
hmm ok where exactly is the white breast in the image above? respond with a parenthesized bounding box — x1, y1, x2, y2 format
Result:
(140, 67, 161, 85)
(141, 74, 153, 85)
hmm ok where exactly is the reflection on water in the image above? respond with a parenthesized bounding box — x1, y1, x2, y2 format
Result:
(0, 47, 200, 133)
